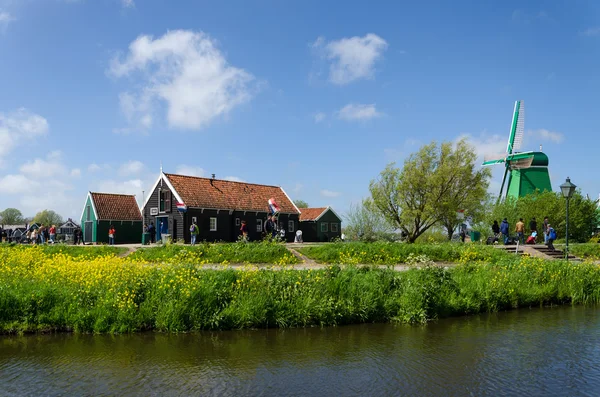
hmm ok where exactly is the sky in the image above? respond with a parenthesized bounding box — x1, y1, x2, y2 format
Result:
(1, 0, 599, 221)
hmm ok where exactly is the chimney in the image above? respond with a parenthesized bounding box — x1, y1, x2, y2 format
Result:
(539, 145, 543, 151)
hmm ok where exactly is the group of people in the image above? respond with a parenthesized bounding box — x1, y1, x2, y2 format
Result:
(492, 216, 557, 249)
(27, 225, 57, 244)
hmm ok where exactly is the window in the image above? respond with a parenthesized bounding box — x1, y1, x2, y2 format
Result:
(210, 217, 217, 231)
(160, 190, 172, 213)
(331, 223, 339, 232)
(256, 219, 263, 232)
(191, 217, 197, 224)
(235, 218, 241, 226)
(86, 206, 91, 221)
(288, 220, 295, 232)
(321, 222, 328, 232)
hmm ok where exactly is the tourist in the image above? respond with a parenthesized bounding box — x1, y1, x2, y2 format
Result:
(108, 225, 116, 245)
(459, 227, 466, 243)
(270, 215, 278, 239)
(30, 228, 38, 245)
(529, 217, 537, 234)
(240, 220, 248, 242)
(500, 218, 510, 244)
(38, 225, 46, 244)
(73, 227, 79, 245)
(543, 216, 549, 244)
(190, 221, 199, 245)
(148, 222, 155, 244)
(492, 220, 500, 237)
(515, 218, 525, 244)
(546, 224, 556, 251)
(265, 215, 276, 239)
(49, 225, 56, 244)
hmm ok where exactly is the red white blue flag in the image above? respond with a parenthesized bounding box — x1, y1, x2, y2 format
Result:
(268, 198, 280, 214)
(176, 203, 187, 212)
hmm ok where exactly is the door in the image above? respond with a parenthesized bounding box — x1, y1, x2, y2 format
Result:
(156, 216, 169, 241)
(84, 222, 93, 243)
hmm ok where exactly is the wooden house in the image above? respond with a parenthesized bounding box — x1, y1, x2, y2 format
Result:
(80, 192, 143, 244)
(141, 172, 301, 243)
(299, 207, 343, 242)
(57, 218, 80, 241)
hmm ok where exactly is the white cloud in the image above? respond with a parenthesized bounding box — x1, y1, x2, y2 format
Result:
(223, 176, 244, 182)
(337, 103, 382, 121)
(109, 30, 255, 130)
(70, 168, 82, 178)
(118, 160, 145, 176)
(529, 128, 564, 143)
(97, 179, 144, 195)
(0, 108, 48, 161)
(175, 165, 206, 177)
(121, 0, 135, 8)
(20, 155, 67, 179)
(321, 189, 341, 198)
(0, 10, 14, 30)
(313, 33, 388, 85)
(457, 133, 507, 162)
(314, 112, 326, 123)
(0, 174, 40, 194)
(88, 163, 102, 172)
(581, 27, 600, 36)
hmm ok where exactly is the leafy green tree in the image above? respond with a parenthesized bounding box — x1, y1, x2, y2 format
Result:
(343, 199, 397, 242)
(0, 208, 25, 225)
(294, 200, 309, 209)
(369, 140, 490, 243)
(33, 210, 63, 227)
(482, 191, 598, 243)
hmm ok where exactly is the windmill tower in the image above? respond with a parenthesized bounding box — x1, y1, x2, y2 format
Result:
(482, 101, 552, 201)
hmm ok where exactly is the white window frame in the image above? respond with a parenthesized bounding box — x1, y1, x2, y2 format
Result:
(256, 219, 263, 232)
(191, 216, 197, 224)
(210, 217, 217, 231)
(331, 223, 339, 232)
(235, 218, 241, 226)
(288, 220, 295, 232)
(321, 222, 328, 232)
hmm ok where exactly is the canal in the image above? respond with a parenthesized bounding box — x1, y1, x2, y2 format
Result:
(1, 306, 599, 396)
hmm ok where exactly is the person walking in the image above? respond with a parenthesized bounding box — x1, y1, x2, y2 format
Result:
(190, 221, 199, 245)
(500, 218, 510, 245)
(148, 222, 155, 244)
(515, 218, 525, 244)
(49, 225, 56, 244)
(38, 225, 46, 244)
(546, 224, 557, 251)
(73, 227, 79, 245)
(30, 228, 38, 245)
(542, 216, 549, 244)
(265, 215, 275, 239)
(492, 220, 500, 238)
(108, 225, 116, 245)
(240, 220, 248, 242)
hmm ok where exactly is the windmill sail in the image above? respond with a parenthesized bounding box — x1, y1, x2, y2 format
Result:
(506, 100, 524, 154)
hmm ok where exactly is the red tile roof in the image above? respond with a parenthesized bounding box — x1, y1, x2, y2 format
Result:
(164, 174, 300, 214)
(300, 207, 327, 221)
(90, 193, 142, 221)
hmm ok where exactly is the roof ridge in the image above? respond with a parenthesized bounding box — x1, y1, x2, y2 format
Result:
(164, 173, 281, 189)
(90, 192, 137, 198)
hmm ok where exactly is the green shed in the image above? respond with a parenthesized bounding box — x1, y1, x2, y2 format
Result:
(80, 192, 143, 244)
(299, 207, 342, 242)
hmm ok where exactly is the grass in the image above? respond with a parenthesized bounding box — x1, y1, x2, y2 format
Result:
(569, 243, 600, 260)
(1, 244, 600, 334)
(298, 242, 512, 265)
(0, 242, 127, 258)
(127, 240, 299, 265)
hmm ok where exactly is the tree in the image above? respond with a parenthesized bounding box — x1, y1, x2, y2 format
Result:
(344, 199, 397, 242)
(436, 139, 491, 239)
(369, 140, 490, 243)
(0, 208, 25, 225)
(294, 200, 309, 208)
(33, 210, 63, 227)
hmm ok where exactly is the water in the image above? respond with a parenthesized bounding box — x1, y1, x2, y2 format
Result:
(1, 306, 600, 396)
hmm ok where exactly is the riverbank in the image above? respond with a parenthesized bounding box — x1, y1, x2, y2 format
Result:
(1, 245, 600, 334)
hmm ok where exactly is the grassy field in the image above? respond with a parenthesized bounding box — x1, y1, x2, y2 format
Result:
(570, 243, 600, 260)
(298, 242, 512, 265)
(0, 243, 127, 258)
(1, 244, 599, 334)
(128, 241, 298, 265)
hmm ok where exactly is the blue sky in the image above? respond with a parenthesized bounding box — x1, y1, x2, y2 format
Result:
(0, 0, 599, 220)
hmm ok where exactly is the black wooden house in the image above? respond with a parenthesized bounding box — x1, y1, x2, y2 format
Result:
(141, 172, 301, 243)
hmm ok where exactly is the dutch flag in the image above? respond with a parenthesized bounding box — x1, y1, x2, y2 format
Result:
(268, 198, 281, 215)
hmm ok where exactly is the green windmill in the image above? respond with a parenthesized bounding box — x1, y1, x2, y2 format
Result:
(482, 100, 552, 200)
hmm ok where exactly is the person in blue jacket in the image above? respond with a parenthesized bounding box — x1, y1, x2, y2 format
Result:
(500, 218, 510, 245)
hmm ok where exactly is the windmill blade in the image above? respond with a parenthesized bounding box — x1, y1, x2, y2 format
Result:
(506, 100, 524, 154)
(497, 165, 510, 202)
(483, 152, 508, 165)
(512, 101, 525, 151)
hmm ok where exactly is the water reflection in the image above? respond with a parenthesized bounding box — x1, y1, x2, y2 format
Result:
(1, 306, 599, 396)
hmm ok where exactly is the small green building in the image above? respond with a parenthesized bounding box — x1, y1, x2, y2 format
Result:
(80, 192, 143, 244)
(299, 207, 342, 242)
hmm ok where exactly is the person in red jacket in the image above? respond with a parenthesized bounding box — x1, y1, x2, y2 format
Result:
(49, 225, 56, 244)
(108, 225, 116, 245)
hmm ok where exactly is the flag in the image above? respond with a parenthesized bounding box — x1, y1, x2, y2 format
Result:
(268, 198, 281, 215)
